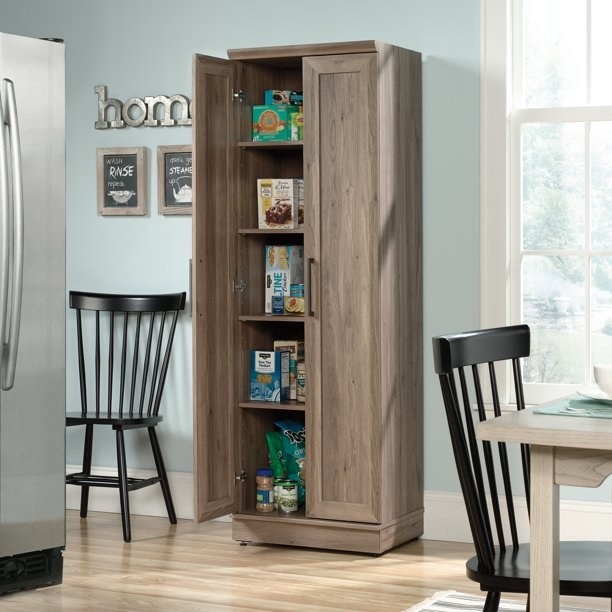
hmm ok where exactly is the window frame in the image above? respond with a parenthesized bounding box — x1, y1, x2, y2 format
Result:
(481, 0, 612, 404)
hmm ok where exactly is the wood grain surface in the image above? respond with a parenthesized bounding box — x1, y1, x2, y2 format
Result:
(0, 511, 602, 611)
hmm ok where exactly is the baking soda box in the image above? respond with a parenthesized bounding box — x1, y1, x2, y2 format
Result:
(249, 350, 290, 402)
(257, 178, 299, 229)
(265, 245, 304, 314)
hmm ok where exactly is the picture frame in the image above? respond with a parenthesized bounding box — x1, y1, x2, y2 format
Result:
(97, 147, 147, 216)
(157, 145, 192, 215)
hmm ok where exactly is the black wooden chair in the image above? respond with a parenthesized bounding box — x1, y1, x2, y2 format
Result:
(432, 324, 612, 611)
(66, 291, 186, 542)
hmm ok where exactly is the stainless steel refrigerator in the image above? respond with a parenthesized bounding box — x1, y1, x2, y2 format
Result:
(0, 33, 65, 593)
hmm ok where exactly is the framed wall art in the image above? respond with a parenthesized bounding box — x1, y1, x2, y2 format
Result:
(157, 144, 192, 215)
(97, 147, 147, 216)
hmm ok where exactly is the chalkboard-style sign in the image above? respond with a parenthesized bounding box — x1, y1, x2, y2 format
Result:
(157, 145, 192, 215)
(96, 147, 147, 216)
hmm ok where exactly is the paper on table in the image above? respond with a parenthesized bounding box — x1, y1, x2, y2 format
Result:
(534, 397, 612, 419)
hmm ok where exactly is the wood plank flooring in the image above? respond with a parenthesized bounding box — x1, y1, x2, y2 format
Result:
(0, 510, 602, 611)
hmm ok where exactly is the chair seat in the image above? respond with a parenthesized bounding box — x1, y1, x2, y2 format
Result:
(66, 412, 163, 427)
(467, 541, 612, 595)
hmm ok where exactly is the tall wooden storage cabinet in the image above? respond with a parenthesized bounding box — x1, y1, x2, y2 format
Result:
(192, 40, 423, 554)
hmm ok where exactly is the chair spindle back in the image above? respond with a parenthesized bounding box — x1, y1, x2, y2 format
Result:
(70, 291, 186, 419)
(432, 325, 531, 574)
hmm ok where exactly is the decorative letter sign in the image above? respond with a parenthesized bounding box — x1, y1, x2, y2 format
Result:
(95, 85, 193, 129)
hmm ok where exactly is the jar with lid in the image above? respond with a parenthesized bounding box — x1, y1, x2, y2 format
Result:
(255, 468, 275, 512)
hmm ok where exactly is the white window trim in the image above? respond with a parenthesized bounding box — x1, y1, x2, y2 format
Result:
(481, 0, 610, 405)
(481, 0, 510, 335)
(481, 0, 513, 404)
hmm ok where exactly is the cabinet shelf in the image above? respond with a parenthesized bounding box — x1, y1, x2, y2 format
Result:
(239, 400, 305, 412)
(238, 228, 304, 236)
(234, 507, 307, 520)
(239, 314, 304, 323)
(238, 141, 302, 151)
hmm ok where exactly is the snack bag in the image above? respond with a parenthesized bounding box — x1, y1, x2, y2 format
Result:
(274, 419, 306, 504)
(266, 431, 286, 479)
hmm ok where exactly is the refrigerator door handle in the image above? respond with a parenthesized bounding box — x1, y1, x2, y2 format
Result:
(1, 79, 24, 391)
(0, 81, 10, 385)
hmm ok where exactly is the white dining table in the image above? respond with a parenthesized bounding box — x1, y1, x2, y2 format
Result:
(476, 399, 612, 612)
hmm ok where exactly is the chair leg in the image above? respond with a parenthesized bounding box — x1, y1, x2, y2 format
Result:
(483, 591, 500, 612)
(148, 427, 177, 524)
(80, 424, 94, 518)
(115, 428, 131, 543)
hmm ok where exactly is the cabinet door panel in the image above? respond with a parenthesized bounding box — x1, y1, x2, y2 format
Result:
(193, 54, 240, 521)
(304, 53, 381, 522)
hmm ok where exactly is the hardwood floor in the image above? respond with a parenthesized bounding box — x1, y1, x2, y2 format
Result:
(0, 511, 603, 611)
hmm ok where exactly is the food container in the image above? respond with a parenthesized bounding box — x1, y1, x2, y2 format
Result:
(255, 468, 275, 512)
(252, 104, 298, 141)
(297, 361, 306, 402)
(277, 479, 299, 512)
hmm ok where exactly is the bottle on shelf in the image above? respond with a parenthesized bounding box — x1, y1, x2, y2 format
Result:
(255, 468, 275, 512)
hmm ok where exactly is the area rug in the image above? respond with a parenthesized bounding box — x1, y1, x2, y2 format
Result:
(405, 590, 606, 611)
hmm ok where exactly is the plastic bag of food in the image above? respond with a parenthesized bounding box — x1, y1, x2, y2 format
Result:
(265, 431, 286, 479)
(274, 419, 305, 504)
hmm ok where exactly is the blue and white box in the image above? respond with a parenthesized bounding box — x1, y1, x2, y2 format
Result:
(265, 245, 304, 314)
(249, 350, 290, 402)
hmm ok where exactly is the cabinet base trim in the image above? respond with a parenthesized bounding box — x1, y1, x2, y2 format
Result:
(232, 508, 423, 554)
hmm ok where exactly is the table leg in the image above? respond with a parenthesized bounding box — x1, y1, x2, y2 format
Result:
(530, 444, 560, 612)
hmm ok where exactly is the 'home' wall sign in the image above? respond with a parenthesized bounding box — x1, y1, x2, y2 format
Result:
(95, 85, 192, 129)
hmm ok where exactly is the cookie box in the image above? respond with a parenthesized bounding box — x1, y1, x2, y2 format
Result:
(252, 104, 297, 141)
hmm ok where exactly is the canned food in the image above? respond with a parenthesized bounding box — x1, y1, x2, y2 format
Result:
(271, 295, 285, 315)
(277, 479, 299, 513)
(273, 478, 288, 510)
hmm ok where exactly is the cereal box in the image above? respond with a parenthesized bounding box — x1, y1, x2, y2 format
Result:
(252, 104, 298, 141)
(273, 341, 305, 401)
(257, 178, 299, 229)
(249, 350, 290, 402)
(265, 245, 304, 314)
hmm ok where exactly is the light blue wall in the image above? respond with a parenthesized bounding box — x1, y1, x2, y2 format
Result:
(2, 0, 481, 490)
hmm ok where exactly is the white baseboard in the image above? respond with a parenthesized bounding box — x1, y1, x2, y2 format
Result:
(66, 473, 612, 542)
(66, 464, 196, 520)
(424, 490, 612, 542)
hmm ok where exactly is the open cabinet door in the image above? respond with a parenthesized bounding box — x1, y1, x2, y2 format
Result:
(192, 54, 240, 522)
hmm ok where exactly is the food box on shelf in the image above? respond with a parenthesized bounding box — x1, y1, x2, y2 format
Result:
(257, 178, 300, 229)
(265, 245, 304, 314)
(252, 104, 298, 141)
(249, 350, 290, 402)
(264, 90, 303, 106)
(273, 341, 305, 401)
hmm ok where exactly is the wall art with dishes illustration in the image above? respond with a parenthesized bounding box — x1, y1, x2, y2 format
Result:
(96, 146, 147, 216)
(157, 144, 192, 215)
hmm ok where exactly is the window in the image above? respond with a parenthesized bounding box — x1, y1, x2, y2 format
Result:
(483, 0, 612, 404)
